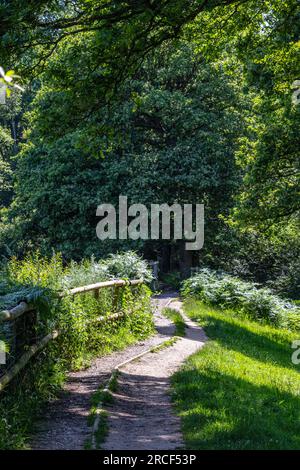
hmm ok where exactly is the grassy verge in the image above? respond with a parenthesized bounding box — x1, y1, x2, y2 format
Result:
(150, 337, 178, 352)
(0, 312, 154, 450)
(163, 307, 186, 337)
(0, 278, 154, 449)
(171, 298, 300, 450)
(86, 371, 119, 450)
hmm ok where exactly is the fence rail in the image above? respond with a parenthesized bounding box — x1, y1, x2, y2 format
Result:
(64, 278, 143, 297)
(0, 278, 144, 392)
(0, 301, 33, 323)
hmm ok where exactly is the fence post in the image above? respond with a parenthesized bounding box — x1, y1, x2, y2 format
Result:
(149, 261, 159, 291)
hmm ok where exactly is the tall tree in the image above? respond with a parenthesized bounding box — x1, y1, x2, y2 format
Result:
(231, 2, 300, 228)
(0, 92, 22, 210)
(1, 43, 242, 266)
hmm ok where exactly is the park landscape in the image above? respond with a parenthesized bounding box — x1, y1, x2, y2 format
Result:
(0, 0, 299, 451)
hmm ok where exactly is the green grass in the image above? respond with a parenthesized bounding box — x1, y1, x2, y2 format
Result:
(92, 409, 109, 449)
(150, 337, 178, 352)
(163, 307, 186, 337)
(86, 370, 119, 449)
(171, 298, 300, 450)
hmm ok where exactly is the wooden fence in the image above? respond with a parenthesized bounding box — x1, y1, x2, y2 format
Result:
(0, 278, 144, 392)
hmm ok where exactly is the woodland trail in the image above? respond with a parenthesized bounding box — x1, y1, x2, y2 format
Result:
(31, 292, 177, 450)
(102, 298, 207, 450)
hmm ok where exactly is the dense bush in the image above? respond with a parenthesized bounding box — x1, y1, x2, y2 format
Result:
(182, 269, 300, 330)
(0, 251, 154, 449)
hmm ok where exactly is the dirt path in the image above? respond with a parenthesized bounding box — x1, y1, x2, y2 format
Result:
(31, 292, 177, 450)
(102, 299, 207, 450)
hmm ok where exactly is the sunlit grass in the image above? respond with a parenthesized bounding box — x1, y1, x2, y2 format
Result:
(171, 299, 300, 450)
(163, 307, 186, 337)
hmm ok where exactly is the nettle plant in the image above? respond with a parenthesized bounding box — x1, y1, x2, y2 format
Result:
(182, 268, 300, 330)
(61, 251, 153, 290)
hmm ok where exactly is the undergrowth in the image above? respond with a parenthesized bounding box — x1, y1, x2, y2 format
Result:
(0, 251, 154, 449)
(182, 268, 300, 331)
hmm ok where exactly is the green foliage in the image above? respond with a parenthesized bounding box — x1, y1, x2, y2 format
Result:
(0, 138, 105, 259)
(1, 43, 242, 264)
(0, 91, 22, 212)
(0, 250, 154, 449)
(172, 299, 300, 450)
(182, 269, 300, 329)
(228, 1, 300, 229)
(61, 251, 153, 288)
(196, 222, 300, 301)
(0, 1, 298, 267)
(232, 100, 300, 229)
(0, 0, 298, 451)
(0, 1, 269, 86)
(270, 261, 300, 301)
(0, 356, 66, 449)
(94, 251, 153, 284)
(0, 127, 13, 186)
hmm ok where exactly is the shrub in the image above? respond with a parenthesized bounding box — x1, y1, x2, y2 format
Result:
(0, 250, 154, 448)
(61, 251, 153, 290)
(182, 268, 300, 329)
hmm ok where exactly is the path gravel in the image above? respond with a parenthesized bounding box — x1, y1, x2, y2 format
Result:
(31, 292, 176, 450)
(102, 299, 207, 450)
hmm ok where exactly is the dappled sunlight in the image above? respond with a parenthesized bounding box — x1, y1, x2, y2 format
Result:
(184, 299, 299, 371)
(171, 300, 300, 450)
(173, 365, 300, 450)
